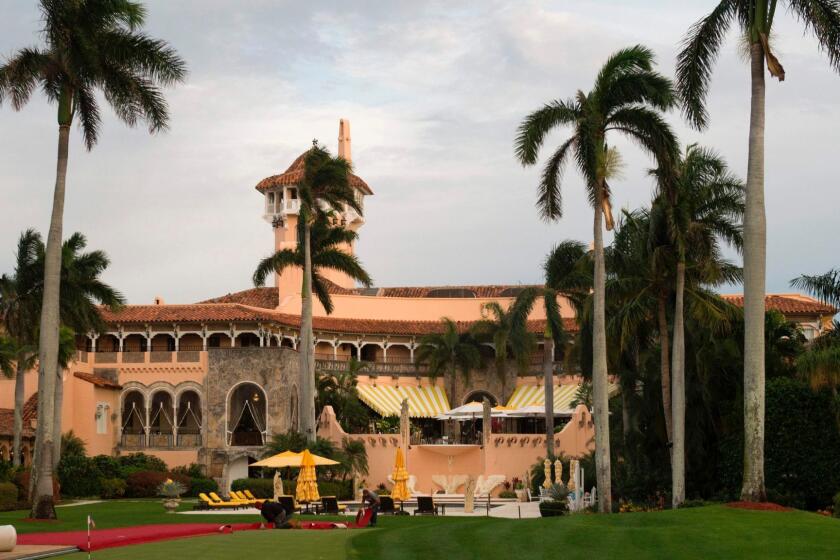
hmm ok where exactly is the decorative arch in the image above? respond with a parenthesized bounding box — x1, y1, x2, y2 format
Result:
(462, 389, 499, 407)
(226, 381, 268, 446)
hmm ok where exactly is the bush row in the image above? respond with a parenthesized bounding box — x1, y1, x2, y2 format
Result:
(231, 478, 353, 500)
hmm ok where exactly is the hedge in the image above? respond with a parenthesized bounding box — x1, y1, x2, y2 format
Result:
(57, 455, 102, 498)
(719, 378, 840, 510)
(231, 478, 353, 500)
(0, 482, 17, 511)
(125, 471, 169, 498)
(99, 478, 126, 499)
(188, 477, 218, 497)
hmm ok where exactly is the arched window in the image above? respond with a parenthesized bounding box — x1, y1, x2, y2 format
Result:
(149, 391, 174, 447)
(228, 383, 267, 446)
(121, 391, 147, 447)
(177, 390, 202, 447)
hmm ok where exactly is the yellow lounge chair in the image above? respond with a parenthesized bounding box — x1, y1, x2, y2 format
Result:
(243, 489, 259, 501)
(210, 492, 247, 509)
(199, 493, 238, 510)
(233, 491, 257, 505)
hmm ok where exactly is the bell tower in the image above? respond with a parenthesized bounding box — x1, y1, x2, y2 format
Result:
(255, 119, 373, 301)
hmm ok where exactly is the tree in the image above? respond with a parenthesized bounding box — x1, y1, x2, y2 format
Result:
(253, 214, 372, 315)
(471, 301, 536, 389)
(791, 269, 840, 309)
(652, 145, 744, 506)
(316, 358, 370, 433)
(338, 437, 369, 482)
(414, 318, 482, 406)
(509, 287, 568, 458)
(0, 231, 41, 468)
(269, 143, 363, 443)
(677, 0, 840, 503)
(515, 46, 678, 512)
(0, 0, 186, 518)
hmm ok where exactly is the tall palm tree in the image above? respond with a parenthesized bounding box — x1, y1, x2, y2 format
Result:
(471, 301, 536, 390)
(515, 46, 678, 512)
(282, 143, 363, 443)
(676, 0, 840, 503)
(652, 145, 744, 506)
(0, 0, 185, 518)
(414, 318, 482, 407)
(253, 214, 372, 314)
(316, 358, 370, 433)
(0, 337, 16, 378)
(0, 230, 41, 468)
(509, 287, 567, 457)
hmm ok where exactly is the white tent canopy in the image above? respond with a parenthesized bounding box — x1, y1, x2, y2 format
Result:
(438, 401, 510, 420)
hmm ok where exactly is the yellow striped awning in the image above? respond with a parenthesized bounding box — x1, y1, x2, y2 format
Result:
(506, 382, 619, 412)
(356, 384, 450, 418)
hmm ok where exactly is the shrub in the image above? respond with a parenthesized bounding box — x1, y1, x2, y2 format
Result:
(499, 490, 517, 499)
(171, 463, 206, 479)
(318, 480, 353, 500)
(125, 471, 169, 498)
(0, 461, 14, 483)
(188, 477, 218, 497)
(57, 454, 102, 498)
(232, 478, 274, 498)
(538, 500, 567, 517)
(99, 478, 126, 499)
(91, 455, 121, 480)
(118, 453, 167, 476)
(0, 482, 17, 511)
(158, 479, 187, 498)
(834, 492, 840, 519)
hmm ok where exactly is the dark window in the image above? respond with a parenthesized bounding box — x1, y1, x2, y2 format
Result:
(208, 335, 221, 348)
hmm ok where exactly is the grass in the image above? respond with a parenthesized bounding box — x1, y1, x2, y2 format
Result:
(3, 502, 839, 559)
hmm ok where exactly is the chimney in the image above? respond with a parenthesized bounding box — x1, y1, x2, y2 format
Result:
(338, 118, 351, 163)
(154, 296, 165, 305)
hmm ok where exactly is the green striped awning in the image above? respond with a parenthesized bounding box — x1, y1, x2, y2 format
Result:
(356, 384, 450, 418)
(506, 382, 619, 412)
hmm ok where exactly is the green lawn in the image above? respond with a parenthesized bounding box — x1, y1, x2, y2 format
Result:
(3, 502, 839, 559)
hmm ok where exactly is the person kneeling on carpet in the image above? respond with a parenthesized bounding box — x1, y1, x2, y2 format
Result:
(259, 500, 293, 529)
(361, 488, 380, 527)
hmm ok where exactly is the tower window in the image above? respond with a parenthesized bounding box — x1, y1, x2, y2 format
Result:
(289, 188, 297, 199)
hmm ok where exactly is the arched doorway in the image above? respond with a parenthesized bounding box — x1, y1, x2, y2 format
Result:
(121, 391, 147, 447)
(177, 390, 202, 446)
(228, 383, 267, 446)
(149, 391, 174, 447)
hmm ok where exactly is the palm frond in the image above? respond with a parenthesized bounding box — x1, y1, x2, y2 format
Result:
(514, 99, 579, 165)
(791, 269, 840, 307)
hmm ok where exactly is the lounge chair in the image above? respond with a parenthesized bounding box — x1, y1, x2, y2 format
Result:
(233, 491, 258, 506)
(198, 492, 238, 509)
(379, 496, 401, 515)
(320, 496, 347, 515)
(210, 491, 247, 509)
(413, 496, 438, 516)
(243, 489, 259, 501)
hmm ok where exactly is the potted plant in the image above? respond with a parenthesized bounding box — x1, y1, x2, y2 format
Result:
(158, 478, 186, 513)
(538, 484, 570, 517)
(512, 478, 528, 502)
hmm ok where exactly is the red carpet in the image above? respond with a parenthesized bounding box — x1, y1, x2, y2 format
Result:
(18, 523, 259, 551)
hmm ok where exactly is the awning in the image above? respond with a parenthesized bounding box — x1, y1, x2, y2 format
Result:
(505, 382, 619, 413)
(356, 384, 450, 418)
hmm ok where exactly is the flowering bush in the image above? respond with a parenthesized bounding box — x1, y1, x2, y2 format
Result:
(158, 478, 186, 499)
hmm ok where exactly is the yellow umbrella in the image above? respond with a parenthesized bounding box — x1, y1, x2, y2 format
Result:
(251, 450, 339, 468)
(295, 449, 320, 503)
(390, 447, 410, 502)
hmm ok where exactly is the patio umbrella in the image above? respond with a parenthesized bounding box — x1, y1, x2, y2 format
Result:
(296, 449, 320, 503)
(251, 450, 339, 468)
(390, 447, 410, 502)
(438, 402, 511, 420)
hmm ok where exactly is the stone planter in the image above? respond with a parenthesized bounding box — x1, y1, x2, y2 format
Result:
(515, 489, 529, 502)
(162, 498, 181, 513)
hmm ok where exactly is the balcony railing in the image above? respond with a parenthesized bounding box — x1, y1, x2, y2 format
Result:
(121, 432, 202, 449)
(83, 349, 205, 366)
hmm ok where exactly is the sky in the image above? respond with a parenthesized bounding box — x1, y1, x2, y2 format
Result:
(1, 0, 838, 305)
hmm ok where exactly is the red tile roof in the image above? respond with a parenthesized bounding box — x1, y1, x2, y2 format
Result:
(199, 287, 278, 309)
(721, 294, 837, 315)
(100, 303, 277, 324)
(255, 152, 373, 195)
(74, 372, 122, 390)
(1, 394, 38, 438)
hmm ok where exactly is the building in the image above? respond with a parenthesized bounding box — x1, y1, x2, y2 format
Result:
(0, 120, 835, 493)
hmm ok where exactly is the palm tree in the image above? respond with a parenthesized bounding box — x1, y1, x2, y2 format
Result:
(274, 143, 363, 443)
(471, 301, 536, 390)
(676, 0, 840, 503)
(791, 269, 840, 309)
(315, 358, 370, 432)
(0, 337, 16, 378)
(652, 145, 744, 507)
(414, 318, 482, 408)
(515, 46, 678, 512)
(253, 214, 372, 314)
(0, 1, 185, 519)
(339, 437, 369, 483)
(0, 230, 41, 468)
(509, 287, 568, 458)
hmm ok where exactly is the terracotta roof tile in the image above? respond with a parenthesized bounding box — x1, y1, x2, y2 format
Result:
(721, 294, 837, 315)
(199, 287, 278, 309)
(74, 372, 122, 390)
(22, 393, 37, 423)
(0, 408, 35, 438)
(255, 152, 373, 195)
(101, 303, 277, 324)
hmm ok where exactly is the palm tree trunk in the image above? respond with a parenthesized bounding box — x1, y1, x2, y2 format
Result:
(741, 41, 767, 503)
(671, 260, 686, 507)
(657, 294, 673, 444)
(12, 357, 25, 467)
(31, 117, 72, 520)
(52, 365, 64, 467)
(592, 181, 612, 513)
(299, 220, 317, 443)
(543, 335, 555, 457)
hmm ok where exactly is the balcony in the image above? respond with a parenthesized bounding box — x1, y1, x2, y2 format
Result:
(264, 197, 301, 221)
(83, 349, 203, 366)
(314, 354, 429, 376)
